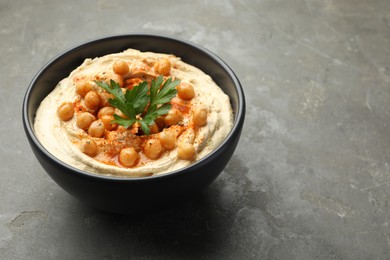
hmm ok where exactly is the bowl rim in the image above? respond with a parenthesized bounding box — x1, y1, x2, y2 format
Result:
(23, 33, 246, 182)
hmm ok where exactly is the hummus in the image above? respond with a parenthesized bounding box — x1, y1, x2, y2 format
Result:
(34, 49, 233, 177)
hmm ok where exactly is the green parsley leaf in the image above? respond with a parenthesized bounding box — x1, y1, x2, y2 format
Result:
(95, 75, 180, 135)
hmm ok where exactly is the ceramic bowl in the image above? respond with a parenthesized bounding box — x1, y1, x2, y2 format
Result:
(23, 34, 245, 214)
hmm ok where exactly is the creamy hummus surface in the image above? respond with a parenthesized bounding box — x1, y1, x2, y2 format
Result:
(34, 49, 233, 177)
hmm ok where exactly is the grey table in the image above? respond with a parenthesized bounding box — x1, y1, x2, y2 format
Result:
(1, 0, 390, 259)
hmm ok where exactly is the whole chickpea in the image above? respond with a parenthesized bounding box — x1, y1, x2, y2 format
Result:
(84, 90, 100, 110)
(109, 73, 123, 87)
(97, 106, 115, 119)
(154, 58, 171, 76)
(113, 60, 129, 75)
(119, 147, 140, 167)
(158, 131, 176, 150)
(88, 120, 105, 138)
(79, 138, 98, 156)
(99, 92, 114, 107)
(164, 108, 183, 126)
(57, 102, 74, 121)
(177, 142, 196, 161)
(177, 82, 195, 100)
(193, 107, 208, 127)
(148, 123, 159, 135)
(154, 116, 166, 129)
(143, 139, 163, 160)
(100, 115, 117, 131)
(76, 112, 95, 130)
(114, 108, 128, 119)
(75, 82, 93, 97)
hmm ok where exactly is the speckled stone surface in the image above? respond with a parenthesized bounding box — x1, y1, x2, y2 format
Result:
(1, 0, 390, 259)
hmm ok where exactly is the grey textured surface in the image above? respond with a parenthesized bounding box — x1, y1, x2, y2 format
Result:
(1, 0, 390, 259)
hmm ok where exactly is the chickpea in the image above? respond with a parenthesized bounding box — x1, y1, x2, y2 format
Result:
(109, 73, 123, 87)
(143, 139, 163, 160)
(99, 92, 114, 107)
(154, 58, 171, 76)
(158, 131, 176, 150)
(113, 60, 129, 75)
(101, 115, 117, 131)
(57, 102, 74, 121)
(119, 147, 140, 167)
(154, 116, 166, 129)
(180, 128, 195, 144)
(193, 107, 208, 127)
(84, 90, 100, 110)
(177, 82, 195, 100)
(114, 108, 128, 119)
(177, 142, 196, 161)
(97, 106, 115, 119)
(148, 123, 159, 135)
(88, 120, 105, 138)
(79, 138, 98, 156)
(164, 108, 183, 126)
(76, 112, 95, 130)
(75, 82, 93, 97)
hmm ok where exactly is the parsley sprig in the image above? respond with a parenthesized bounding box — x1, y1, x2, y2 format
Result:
(95, 75, 180, 135)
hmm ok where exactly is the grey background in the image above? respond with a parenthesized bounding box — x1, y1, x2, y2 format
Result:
(1, 0, 390, 259)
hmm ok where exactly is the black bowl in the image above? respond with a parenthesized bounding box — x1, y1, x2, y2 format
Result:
(22, 34, 245, 214)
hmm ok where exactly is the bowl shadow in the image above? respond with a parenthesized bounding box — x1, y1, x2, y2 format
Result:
(65, 185, 232, 258)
